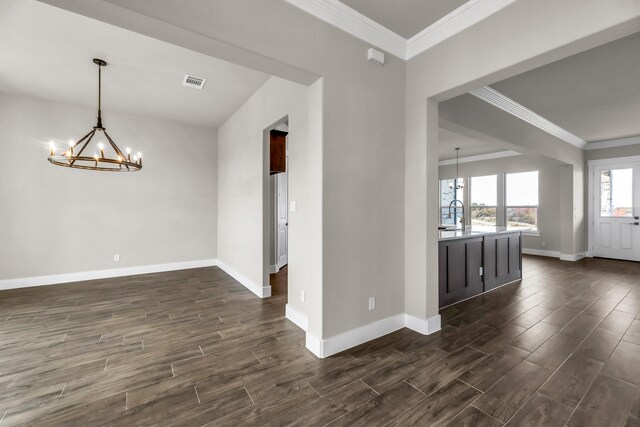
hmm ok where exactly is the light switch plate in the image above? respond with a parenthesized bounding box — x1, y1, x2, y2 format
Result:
(113, 254, 120, 262)
(300, 290, 305, 302)
(368, 297, 375, 311)
(290, 201, 296, 212)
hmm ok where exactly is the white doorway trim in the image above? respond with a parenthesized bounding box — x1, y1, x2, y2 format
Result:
(263, 116, 289, 292)
(587, 155, 640, 258)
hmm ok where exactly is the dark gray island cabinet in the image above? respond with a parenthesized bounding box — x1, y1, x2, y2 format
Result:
(438, 227, 522, 308)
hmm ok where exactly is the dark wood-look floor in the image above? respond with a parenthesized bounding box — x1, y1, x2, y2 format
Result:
(270, 266, 288, 297)
(1, 256, 639, 426)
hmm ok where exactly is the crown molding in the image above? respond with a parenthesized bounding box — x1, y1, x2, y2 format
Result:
(285, 0, 517, 60)
(406, 0, 518, 59)
(584, 135, 640, 151)
(284, 0, 406, 58)
(469, 86, 587, 149)
(438, 150, 521, 166)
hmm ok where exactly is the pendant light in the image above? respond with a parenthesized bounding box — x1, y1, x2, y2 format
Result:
(47, 59, 142, 172)
(448, 147, 464, 190)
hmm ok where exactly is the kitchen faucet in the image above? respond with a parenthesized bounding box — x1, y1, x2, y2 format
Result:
(448, 199, 466, 231)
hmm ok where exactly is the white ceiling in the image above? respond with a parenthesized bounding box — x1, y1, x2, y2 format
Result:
(438, 128, 511, 161)
(339, 0, 470, 39)
(0, 0, 270, 128)
(491, 31, 640, 143)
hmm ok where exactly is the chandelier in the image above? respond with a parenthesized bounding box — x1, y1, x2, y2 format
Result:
(448, 147, 464, 190)
(48, 59, 142, 172)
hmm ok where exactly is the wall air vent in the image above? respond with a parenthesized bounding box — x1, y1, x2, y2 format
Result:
(182, 75, 206, 89)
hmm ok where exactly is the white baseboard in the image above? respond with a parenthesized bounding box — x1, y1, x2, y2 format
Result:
(215, 259, 271, 298)
(559, 252, 587, 262)
(522, 248, 586, 262)
(0, 259, 218, 291)
(305, 313, 441, 358)
(305, 333, 323, 357)
(522, 248, 561, 258)
(405, 313, 441, 335)
(285, 304, 308, 330)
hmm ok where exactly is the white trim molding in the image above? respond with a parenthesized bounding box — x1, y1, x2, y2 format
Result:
(405, 313, 441, 335)
(438, 150, 521, 166)
(522, 248, 561, 258)
(406, 0, 518, 59)
(284, 0, 406, 58)
(559, 253, 587, 262)
(522, 248, 586, 262)
(305, 313, 441, 358)
(0, 259, 217, 291)
(469, 86, 587, 149)
(585, 136, 640, 151)
(285, 304, 308, 330)
(216, 259, 271, 298)
(284, 0, 517, 60)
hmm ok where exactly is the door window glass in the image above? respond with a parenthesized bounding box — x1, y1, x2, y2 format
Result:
(600, 168, 633, 217)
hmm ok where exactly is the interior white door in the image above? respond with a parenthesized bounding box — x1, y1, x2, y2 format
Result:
(276, 164, 288, 269)
(593, 162, 640, 261)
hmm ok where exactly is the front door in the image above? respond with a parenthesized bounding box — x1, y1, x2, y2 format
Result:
(593, 162, 640, 261)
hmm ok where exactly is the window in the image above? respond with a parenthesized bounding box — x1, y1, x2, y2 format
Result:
(506, 171, 538, 231)
(471, 175, 497, 226)
(600, 168, 632, 217)
(440, 178, 464, 225)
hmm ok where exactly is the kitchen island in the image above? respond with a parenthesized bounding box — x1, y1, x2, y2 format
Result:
(439, 226, 522, 307)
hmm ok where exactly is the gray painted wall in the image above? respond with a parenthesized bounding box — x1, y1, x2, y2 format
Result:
(0, 93, 217, 279)
(31, 0, 640, 347)
(55, 0, 408, 340)
(217, 76, 322, 335)
(439, 155, 563, 253)
(586, 144, 640, 161)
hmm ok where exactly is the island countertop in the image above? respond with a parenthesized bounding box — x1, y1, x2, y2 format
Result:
(438, 226, 522, 241)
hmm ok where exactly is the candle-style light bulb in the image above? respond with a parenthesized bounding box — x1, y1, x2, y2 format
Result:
(68, 139, 74, 155)
(137, 152, 142, 166)
(49, 141, 55, 156)
(94, 153, 99, 166)
(133, 155, 138, 163)
(68, 140, 74, 147)
(98, 142, 105, 158)
(126, 147, 131, 162)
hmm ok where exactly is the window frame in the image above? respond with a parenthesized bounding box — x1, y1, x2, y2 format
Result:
(439, 178, 464, 226)
(470, 174, 498, 227)
(505, 171, 539, 233)
(439, 170, 541, 235)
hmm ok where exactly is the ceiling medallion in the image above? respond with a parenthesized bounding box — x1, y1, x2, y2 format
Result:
(48, 58, 142, 172)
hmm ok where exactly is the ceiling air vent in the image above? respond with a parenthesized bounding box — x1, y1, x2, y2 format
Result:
(183, 75, 206, 89)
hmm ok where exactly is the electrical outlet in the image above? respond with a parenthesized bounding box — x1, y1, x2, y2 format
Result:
(300, 290, 306, 302)
(368, 297, 375, 311)
(235, 255, 238, 264)
(113, 254, 120, 262)
(541, 240, 546, 247)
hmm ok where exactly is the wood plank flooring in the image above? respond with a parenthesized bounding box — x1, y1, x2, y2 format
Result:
(1, 255, 640, 425)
